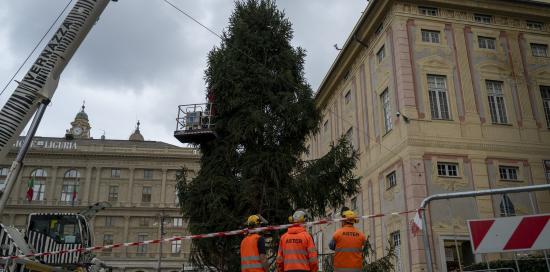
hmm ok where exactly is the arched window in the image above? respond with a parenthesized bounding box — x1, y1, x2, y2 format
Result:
(61, 169, 80, 204)
(500, 194, 516, 217)
(0, 167, 8, 191)
(30, 168, 47, 201)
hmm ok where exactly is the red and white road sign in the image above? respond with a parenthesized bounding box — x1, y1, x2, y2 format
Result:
(467, 214, 550, 253)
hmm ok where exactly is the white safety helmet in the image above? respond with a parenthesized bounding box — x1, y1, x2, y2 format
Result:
(292, 210, 307, 223)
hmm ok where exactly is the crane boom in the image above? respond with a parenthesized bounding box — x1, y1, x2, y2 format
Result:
(0, 0, 111, 215)
(0, 0, 110, 160)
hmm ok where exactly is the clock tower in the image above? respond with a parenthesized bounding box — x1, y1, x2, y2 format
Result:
(66, 103, 91, 139)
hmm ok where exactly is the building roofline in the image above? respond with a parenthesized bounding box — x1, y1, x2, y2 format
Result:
(313, 0, 550, 107)
(314, 0, 381, 103)
(12, 135, 191, 150)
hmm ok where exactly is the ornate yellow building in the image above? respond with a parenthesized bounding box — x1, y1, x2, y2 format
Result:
(307, 0, 550, 271)
(0, 106, 200, 272)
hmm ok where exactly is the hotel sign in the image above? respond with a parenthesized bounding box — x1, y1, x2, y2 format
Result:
(13, 139, 77, 150)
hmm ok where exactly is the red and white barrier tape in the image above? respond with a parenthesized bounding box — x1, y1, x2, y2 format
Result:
(0, 209, 420, 260)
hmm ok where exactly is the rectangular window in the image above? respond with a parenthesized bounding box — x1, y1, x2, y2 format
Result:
(428, 75, 451, 120)
(499, 166, 519, 181)
(541, 86, 550, 128)
(143, 169, 153, 180)
(478, 36, 496, 50)
(375, 23, 384, 35)
(345, 127, 353, 145)
(343, 70, 351, 81)
(351, 197, 357, 211)
(111, 168, 120, 178)
(391, 231, 401, 246)
(544, 160, 550, 183)
(381, 89, 393, 133)
(377, 46, 385, 63)
(103, 234, 114, 252)
(474, 14, 492, 24)
(173, 218, 183, 227)
(105, 216, 115, 227)
(137, 234, 147, 253)
(0, 167, 8, 191)
(60, 182, 78, 203)
(33, 182, 46, 201)
(139, 217, 149, 227)
(386, 171, 397, 190)
(108, 186, 119, 202)
(486, 80, 508, 124)
(142, 186, 152, 203)
(171, 240, 182, 254)
(527, 21, 544, 30)
(344, 90, 352, 104)
(437, 162, 459, 177)
(531, 43, 548, 57)
(419, 6, 438, 16)
(421, 29, 440, 43)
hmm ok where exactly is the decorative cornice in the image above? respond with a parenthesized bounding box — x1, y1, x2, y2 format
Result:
(407, 137, 550, 155)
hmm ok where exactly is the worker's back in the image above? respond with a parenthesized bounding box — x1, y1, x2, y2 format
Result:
(276, 226, 318, 272)
(332, 224, 365, 270)
(240, 233, 265, 272)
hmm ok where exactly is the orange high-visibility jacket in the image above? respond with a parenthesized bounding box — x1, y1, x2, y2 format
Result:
(331, 225, 366, 271)
(240, 234, 265, 272)
(276, 226, 318, 272)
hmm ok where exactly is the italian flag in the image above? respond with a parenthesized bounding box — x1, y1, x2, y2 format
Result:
(26, 177, 34, 202)
(410, 209, 423, 237)
(71, 188, 77, 206)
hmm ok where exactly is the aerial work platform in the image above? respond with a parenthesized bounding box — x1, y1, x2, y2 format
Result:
(174, 103, 217, 144)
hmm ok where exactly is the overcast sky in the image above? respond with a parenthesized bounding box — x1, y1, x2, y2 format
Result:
(0, 0, 366, 146)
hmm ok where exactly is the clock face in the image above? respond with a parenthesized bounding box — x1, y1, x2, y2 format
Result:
(73, 127, 83, 136)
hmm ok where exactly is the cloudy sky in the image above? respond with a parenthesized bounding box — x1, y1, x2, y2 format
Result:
(0, 0, 366, 146)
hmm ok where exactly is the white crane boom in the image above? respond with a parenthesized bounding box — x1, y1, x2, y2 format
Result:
(0, 0, 112, 215)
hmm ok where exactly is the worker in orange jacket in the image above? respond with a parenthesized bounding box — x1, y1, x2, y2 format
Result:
(276, 210, 318, 272)
(329, 210, 366, 272)
(240, 215, 269, 272)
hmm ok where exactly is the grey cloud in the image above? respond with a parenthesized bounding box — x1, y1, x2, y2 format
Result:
(0, 0, 366, 145)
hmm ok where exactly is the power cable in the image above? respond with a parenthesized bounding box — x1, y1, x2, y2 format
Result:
(0, 0, 74, 97)
(161, 0, 404, 161)
(163, 0, 222, 39)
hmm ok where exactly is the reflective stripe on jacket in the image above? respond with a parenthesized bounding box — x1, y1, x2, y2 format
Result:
(240, 234, 265, 272)
(332, 225, 365, 271)
(276, 226, 318, 272)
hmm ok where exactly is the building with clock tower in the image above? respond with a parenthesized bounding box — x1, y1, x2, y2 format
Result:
(1, 102, 200, 272)
(66, 103, 91, 139)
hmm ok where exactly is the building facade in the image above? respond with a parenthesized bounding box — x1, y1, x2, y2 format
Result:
(0, 106, 200, 272)
(307, 0, 550, 271)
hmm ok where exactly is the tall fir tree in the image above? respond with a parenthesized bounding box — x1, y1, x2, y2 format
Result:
(177, 1, 360, 270)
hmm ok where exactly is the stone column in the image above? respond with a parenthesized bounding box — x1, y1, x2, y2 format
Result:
(83, 166, 93, 204)
(13, 167, 25, 204)
(123, 216, 130, 257)
(161, 169, 167, 207)
(47, 167, 58, 205)
(93, 167, 102, 202)
(128, 168, 135, 204)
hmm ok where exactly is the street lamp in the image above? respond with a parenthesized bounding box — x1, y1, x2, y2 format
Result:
(154, 212, 171, 272)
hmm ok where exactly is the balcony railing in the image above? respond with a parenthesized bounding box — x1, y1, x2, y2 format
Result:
(174, 103, 217, 144)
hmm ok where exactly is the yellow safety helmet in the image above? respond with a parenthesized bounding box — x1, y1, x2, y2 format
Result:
(292, 210, 307, 223)
(246, 215, 261, 227)
(342, 210, 359, 224)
